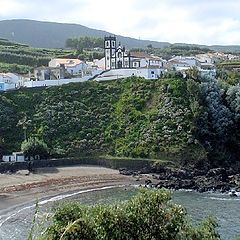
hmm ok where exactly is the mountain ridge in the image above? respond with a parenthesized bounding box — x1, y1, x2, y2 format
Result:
(0, 19, 240, 52)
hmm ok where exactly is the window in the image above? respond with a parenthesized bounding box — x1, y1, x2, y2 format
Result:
(112, 41, 115, 47)
(105, 41, 110, 47)
(133, 62, 139, 67)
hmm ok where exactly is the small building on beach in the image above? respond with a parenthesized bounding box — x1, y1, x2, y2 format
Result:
(2, 152, 25, 162)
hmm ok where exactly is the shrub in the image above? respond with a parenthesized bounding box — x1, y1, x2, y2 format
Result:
(42, 189, 220, 240)
(21, 137, 49, 160)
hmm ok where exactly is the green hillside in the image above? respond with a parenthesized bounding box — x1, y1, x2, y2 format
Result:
(0, 19, 240, 53)
(0, 38, 75, 74)
(1, 76, 239, 168)
(0, 38, 104, 74)
(0, 19, 170, 49)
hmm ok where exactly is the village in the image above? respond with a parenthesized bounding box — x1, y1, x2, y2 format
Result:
(0, 36, 238, 92)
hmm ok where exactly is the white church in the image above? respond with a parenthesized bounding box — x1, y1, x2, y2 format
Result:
(95, 36, 165, 81)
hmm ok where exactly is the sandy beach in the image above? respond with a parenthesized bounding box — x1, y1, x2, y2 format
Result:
(0, 166, 135, 211)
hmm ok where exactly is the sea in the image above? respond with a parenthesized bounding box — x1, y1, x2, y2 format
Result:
(0, 186, 239, 240)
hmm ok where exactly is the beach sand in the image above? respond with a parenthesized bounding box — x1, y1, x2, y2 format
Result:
(0, 166, 135, 211)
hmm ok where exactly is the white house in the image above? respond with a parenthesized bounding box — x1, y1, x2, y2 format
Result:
(168, 56, 201, 69)
(49, 58, 87, 76)
(0, 72, 24, 91)
(34, 66, 65, 80)
(2, 152, 25, 162)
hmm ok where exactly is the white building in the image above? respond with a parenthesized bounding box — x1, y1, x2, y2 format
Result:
(168, 56, 201, 70)
(0, 72, 24, 91)
(104, 36, 164, 71)
(2, 152, 25, 162)
(49, 58, 88, 76)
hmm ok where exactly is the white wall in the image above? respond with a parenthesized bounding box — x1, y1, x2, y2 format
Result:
(66, 63, 87, 75)
(96, 68, 163, 81)
(2, 155, 14, 162)
(2, 154, 25, 162)
(24, 77, 90, 88)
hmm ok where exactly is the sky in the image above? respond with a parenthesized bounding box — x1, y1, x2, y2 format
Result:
(0, 0, 240, 45)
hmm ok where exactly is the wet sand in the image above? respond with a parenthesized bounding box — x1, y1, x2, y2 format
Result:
(0, 166, 135, 211)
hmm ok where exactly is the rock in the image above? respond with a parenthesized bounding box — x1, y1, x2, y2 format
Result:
(192, 169, 207, 177)
(194, 175, 231, 193)
(119, 168, 134, 176)
(171, 169, 193, 179)
(16, 170, 30, 176)
(145, 179, 152, 185)
(206, 168, 228, 181)
(179, 179, 195, 189)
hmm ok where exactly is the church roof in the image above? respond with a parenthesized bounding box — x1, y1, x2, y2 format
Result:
(130, 51, 152, 58)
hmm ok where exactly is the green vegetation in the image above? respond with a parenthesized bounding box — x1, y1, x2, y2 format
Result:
(0, 77, 197, 162)
(132, 44, 213, 60)
(21, 137, 49, 160)
(0, 38, 104, 74)
(66, 36, 103, 50)
(40, 189, 220, 240)
(0, 39, 75, 74)
(0, 75, 239, 167)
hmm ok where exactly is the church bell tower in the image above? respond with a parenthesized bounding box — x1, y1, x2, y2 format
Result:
(104, 36, 116, 70)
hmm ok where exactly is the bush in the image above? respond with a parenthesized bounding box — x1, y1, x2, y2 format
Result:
(42, 189, 220, 240)
(21, 137, 49, 160)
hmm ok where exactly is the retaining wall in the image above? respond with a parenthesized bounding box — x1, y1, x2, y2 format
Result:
(0, 157, 154, 173)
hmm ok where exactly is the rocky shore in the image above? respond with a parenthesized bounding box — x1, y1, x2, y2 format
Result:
(119, 166, 240, 193)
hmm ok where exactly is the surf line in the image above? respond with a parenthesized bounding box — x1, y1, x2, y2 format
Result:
(0, 185, 123, 227)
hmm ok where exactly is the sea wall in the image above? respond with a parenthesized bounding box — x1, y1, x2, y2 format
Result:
(0, 157, 154, 173)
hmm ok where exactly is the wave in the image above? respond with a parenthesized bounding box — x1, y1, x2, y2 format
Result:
(0, 185, 123, 228)
(208, 196, 240, 201)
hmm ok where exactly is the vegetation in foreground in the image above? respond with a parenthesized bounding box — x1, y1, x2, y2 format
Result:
(38, 189, 219, 240)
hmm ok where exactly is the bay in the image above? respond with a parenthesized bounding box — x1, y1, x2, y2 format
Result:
(0, 186, 239, 240)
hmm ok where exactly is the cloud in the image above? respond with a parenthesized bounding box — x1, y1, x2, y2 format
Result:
(0, 0, 240, 45)
(0, 0, 27, 17)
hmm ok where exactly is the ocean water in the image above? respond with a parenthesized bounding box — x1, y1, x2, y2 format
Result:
(0, 186, 239, 240)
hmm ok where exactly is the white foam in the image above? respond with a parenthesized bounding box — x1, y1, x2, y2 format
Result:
(0, 185, 122, 228)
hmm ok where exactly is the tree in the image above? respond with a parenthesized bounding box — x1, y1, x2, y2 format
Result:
(147, 44, 153, 49)
(21, 137, 49, 160)
(0, 136, 4, 160)
(41, 189, 220, 240)
(186, 66, 200, 82)
(17, 113, 32, 140)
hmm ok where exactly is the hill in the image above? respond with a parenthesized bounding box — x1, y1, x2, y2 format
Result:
(0, 19, 240, 53)
(0, 38, 75, 74)
(0, 19, 170, 49)
(0, 76, 240, 168)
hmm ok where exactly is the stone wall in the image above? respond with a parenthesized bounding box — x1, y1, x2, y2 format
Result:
(0, 157, 154, 173)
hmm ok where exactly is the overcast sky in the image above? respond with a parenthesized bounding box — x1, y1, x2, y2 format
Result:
(0, 0, 239, 45)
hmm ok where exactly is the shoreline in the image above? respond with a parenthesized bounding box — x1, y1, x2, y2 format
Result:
(0, 166, 136, 211)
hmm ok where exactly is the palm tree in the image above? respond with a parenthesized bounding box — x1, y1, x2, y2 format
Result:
(17, 113, 32, 140)
(186, 66, 200, 82)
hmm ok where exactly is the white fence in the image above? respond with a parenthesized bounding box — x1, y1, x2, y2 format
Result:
(24, 76, 90, 88)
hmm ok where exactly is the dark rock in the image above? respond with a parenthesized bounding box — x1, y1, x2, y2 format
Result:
(145, 179, 152, 185)
(194, 175, 231, 193)
(171, 169, 193, 179)
(192, 169, 207, 177)
(208, 168, 229, 182)
(119, 168, 134, 176)
(179, 179, 195, 189)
